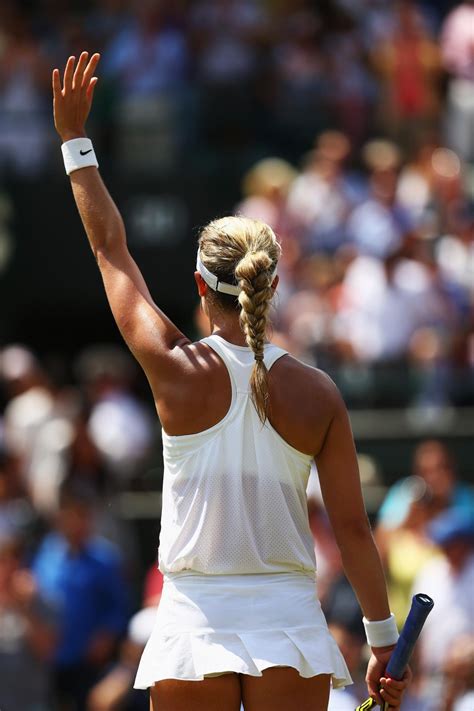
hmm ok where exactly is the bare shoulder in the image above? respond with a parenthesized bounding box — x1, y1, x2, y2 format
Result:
(270, 353, 344, 413)
(268, 354, 345, 455)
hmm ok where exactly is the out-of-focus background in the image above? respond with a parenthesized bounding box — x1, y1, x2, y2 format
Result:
(0, 1, 473, 710)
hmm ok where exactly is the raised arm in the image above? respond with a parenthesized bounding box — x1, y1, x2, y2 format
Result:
(52, 53, 190, 386)
(315, 381, 410, 708)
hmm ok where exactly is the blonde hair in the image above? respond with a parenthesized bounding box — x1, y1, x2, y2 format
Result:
(198, 216, 281, 422)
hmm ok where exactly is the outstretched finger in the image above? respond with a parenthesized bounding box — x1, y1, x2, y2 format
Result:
(82, 53, 100, 91)
(86, 76, 99, 103)
(63, 55, 75, 94)
(52, 68, 62, 98)
(73, 51, 89, 90)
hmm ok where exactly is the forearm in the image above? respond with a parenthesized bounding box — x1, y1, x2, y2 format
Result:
(68, 165, 126, 258)
(338, 524, 392, 622)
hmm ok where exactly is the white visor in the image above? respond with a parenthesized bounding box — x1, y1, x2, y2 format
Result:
(196, 253, 277, 296)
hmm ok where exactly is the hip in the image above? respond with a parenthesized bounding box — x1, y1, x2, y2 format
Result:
(155, 570, 324, 635)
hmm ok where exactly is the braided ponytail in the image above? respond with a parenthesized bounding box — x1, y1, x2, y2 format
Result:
(198, 216, 280, 422)
(235, 251, 274, 423)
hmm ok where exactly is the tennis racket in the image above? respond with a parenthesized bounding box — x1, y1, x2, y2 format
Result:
(355, 593, 434, 711)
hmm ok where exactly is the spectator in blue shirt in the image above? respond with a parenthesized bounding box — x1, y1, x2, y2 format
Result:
(33, 479, 129, 711)
(377, 440, 474, 531)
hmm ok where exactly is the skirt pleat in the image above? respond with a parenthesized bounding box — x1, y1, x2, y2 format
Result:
(134, 571, 352, 690)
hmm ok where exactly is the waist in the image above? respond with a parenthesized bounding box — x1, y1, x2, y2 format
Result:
(164, 570, 317, 586)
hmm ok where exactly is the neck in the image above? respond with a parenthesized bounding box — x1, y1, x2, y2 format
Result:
(207, 309, 248, 346)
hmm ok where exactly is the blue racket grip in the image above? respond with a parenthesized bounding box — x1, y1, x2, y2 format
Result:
(385, 593, 434, 680)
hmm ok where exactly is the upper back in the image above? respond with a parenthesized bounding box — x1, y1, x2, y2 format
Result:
(151, 335, 337, 458)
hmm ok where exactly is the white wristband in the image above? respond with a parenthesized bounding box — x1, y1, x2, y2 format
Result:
(363, 614, 399, 648)
(61, 138, 98, 175)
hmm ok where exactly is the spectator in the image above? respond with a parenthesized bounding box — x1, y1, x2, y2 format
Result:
(191, 0, 268, 88)
(190, 0, 269, 147)
(412, 509, 474, 682)
(237, 157, 297, 239)
(0, 4, 53, 176)
(87, 564, 163, 711)
(441, 635, 474, 711)
(1, 345, 55, 475)
(0, 447, 37, 540)
(331, 250, 448, 368)
(440, 1, 474, 163)
(33, 479, 129, 711)
(236, 157, 299, 298)
(75, 345, 154, 487)
(0, 531, 57, 711)
(376, 475, 438, 622)
(377, 440, 474, 532)
(370, 0, 441, 151)
(324, 577, 367, 709)
(325, 16, 375, 147)
(287, 131, 360, 255)
(102, 0, 189, 173)
(103, 0, 188, 99)
(346, 139, 409, 259)
(272, 8, 329, 151)
(0, 346, 90, 515)
(327, 621, 365, 710)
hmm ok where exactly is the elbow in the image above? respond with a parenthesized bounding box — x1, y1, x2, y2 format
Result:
(94, 233, 126, 263)
(93, 219, 127, 260)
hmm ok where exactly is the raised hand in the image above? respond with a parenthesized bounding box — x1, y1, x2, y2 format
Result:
(52, 52, 100, 142)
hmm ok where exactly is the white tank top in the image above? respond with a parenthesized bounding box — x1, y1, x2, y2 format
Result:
(158, 334, 316, 576)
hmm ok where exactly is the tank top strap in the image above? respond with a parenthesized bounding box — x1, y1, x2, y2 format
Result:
(264, 344, 289, 370)
(201, 335, 288, 394)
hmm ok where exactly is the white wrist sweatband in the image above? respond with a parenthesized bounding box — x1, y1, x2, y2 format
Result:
(61, 138, 98, 175)
(363, 614, 399, 647)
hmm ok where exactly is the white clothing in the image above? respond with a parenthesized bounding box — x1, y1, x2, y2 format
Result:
(134, 571, 351, 689)
(158, 335, 316, 576)
(135, 336, 351, 689)
(454, 691, 474, 711)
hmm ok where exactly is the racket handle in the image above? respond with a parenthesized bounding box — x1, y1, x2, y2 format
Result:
(385, 593, 434, 680)
(355, 593, 434, 711)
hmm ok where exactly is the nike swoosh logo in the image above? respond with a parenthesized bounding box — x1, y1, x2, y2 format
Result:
(80, 149, 93, 156)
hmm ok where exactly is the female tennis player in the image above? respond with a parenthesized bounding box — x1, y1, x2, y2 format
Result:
(53, 53, 410, 711)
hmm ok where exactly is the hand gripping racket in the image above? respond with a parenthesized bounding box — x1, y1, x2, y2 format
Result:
(355, 593, 434, 710)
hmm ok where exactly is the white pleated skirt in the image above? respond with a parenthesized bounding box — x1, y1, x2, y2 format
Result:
(134, 571, 352, 690)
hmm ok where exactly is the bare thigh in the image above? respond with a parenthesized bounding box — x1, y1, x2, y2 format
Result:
(150, 673, 241, 711)
(240, 667, 331, 711)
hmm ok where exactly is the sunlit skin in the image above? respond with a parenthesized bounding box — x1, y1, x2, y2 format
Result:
(53, 52, 410, 710)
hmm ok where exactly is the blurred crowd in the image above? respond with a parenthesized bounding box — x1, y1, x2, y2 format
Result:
(0, 1, 473, 173)
(0, 0, 473, 710)
(232, 128, 473, 411)
(2, 0, 472, 407)
(0, 342, 473, 710)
